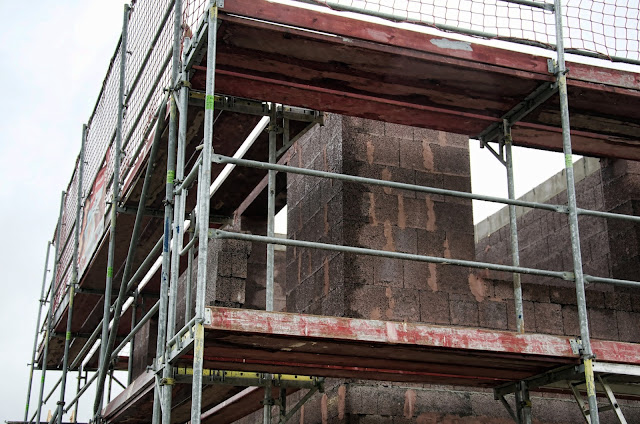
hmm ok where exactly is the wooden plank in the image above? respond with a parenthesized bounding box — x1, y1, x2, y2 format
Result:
(198, 0, 640, 160)
(204, 307, 640, 366)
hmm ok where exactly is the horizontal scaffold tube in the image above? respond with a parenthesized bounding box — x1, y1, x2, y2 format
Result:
(212, 154, 563, 212)
(214, 154, 640, 226)
(214, 230, 569, 279)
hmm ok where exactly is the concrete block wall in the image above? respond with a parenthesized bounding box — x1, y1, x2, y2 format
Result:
(236, 216, 287, 312)
(259, 115, 640, 423)
(475, 157, 640, 342)
(131, 236, 252, 381)
(286, 114, 479, 325)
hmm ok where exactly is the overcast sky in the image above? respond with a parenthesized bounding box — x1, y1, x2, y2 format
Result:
(0, 2, 123, 421)
(0, 1, 634, 422)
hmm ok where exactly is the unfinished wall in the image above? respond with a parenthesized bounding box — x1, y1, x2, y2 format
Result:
(131, 236, 252, 381)
(285, 114, 477, 323)
(475, 157, 640, 342)
(237, 115, 640, 424)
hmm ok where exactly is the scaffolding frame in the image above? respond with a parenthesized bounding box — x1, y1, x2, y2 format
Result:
(22, 1, 640, 423)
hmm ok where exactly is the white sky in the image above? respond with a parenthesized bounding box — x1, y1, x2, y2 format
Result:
(0, 0, 636, 422)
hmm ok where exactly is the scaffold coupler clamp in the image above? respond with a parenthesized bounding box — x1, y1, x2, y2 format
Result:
(570, 337, 583, 355)
(160, 377, 175, 386)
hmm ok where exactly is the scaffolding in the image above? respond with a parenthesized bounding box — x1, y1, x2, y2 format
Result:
(21, 0, 640, 423)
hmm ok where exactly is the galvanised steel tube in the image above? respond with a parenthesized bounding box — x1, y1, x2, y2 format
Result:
(191, 4, 219, 423)
(95, 4, 130, 417)
(585, 275, 640, 288)
(64, 300, 160, 414)
(96, 68, 168, 416)
(264, 104, 277, 424)
(266, 104, 277, 312)
(34, 190, 65, 424)
(113, 300, 160, 356)
(128, 291, 138, 385)
(214, 231, 569, 280)
(175, 155, 202, 194)
(43, 374, 62, 405)
(504, 134, 524, 334)
(72, 367, 82, 423)
(186, 213, 195, 324)
(497, 0, 554, 11)
(180, 231, 198, 257)
(167, 19, 190, 373)
(65, 372, 98, 414)
(164, 45, 191, 414)
(263, 378, 273, 424)
(553, 1, 599, 422)
(159, 1, 183, 420)
(578, 208, 640, 223)
(212, 155, 564, 213)
(24, 241, 51, 422)
(56, 124, 87, 424)
(167, 317, 197, 348)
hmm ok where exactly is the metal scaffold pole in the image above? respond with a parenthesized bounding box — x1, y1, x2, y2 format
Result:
(34, 190, 65, 424)
(128, 290, 138, 385)
(503, 124, 525, 334)
(154, 0, 183, 421)
(190, 2, 220, 423)
(266, 103, 277, 312)
(72, 366, 83, 423)
(553, 1, 599, 422)
(24, 241, 52, 422)
(263, 103, 278, 424)
(94, 4, 130, 417)
(55, 124, 86, 424)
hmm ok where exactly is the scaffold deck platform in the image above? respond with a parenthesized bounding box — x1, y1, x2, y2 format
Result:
(103, 307, 640, 422)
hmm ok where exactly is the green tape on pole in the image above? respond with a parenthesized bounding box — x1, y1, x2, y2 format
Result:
(167, 170, 175, 184)
(565, 154, 573, 168)
(66, 331, 71, 341)
(107, 266, 114, 278)
(205, 95, 215, 111)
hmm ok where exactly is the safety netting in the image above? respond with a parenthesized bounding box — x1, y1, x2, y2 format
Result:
(303, 0, 640, 62)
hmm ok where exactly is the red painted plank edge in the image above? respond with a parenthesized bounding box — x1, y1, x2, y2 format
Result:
(205, 307, 640, 365)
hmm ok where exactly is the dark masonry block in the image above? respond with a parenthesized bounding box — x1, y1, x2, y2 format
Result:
(431, 144, 471, 176)
(419, 290, 451, 324)
(588, 307, 618, 340)
(616, 310, 640, 343)
(450, 300, 479, 326)
(385, 122, 415, 140)
(533, 302, 563, 335)
(479, 300, 509, 330)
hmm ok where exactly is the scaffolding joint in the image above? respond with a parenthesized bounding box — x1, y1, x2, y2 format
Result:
(159, 377, 175, 386)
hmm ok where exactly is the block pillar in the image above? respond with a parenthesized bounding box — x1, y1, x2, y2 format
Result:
(286, 114, 477, 325)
